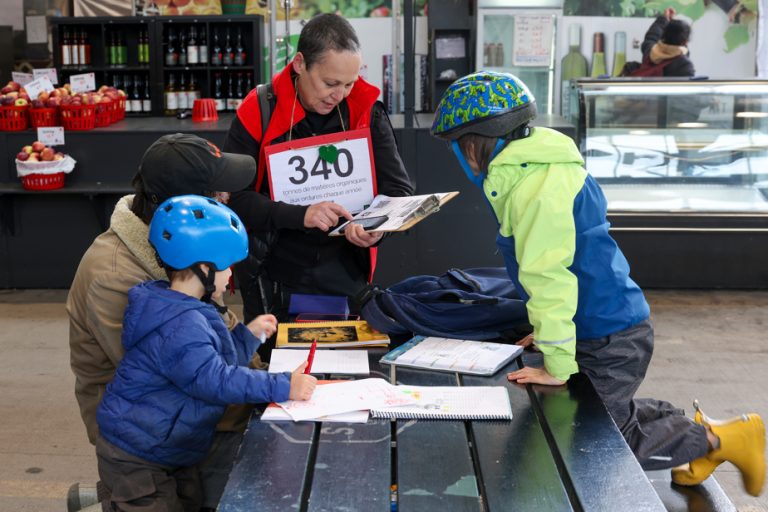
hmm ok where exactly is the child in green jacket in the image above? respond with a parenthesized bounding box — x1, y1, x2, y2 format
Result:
(431, 71, 764, 496)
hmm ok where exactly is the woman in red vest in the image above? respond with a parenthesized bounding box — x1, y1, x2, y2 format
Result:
(223, 13, 414, 356)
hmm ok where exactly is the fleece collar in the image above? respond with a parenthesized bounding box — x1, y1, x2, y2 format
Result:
(110, 195, 166, 280)
(650, 42, 688, 64)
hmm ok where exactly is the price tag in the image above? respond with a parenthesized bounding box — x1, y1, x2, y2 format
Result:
(70, 72, 96, 94)
(33, 68, 59, 85)
(37, 127, 65, 146)
(11, 72, 33, 86)
(265, 129, 376, 213)
(24, 76, 56, 101)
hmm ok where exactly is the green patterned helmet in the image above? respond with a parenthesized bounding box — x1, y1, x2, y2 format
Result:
(431, 71, 536, 141)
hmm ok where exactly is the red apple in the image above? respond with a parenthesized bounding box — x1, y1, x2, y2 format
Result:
(31, 141, 45, 152)
(31, 99, 45, 108)
(53, 152, 65, 161)
(16, 151, 29, 161)
(27, 153, 40, 162)
(14, 98, 28, 107)
(1, 86, 13, 94)
(21, 145, 33, 154)
(40, 147, 55, 161)
(38, 91, 49, 102)
(1, 96, 15, 105)
(6, 91, 18, 99)
(19, 92, 29, 101)
(7, 81, 20, 92)
(47, 97, 60, 107)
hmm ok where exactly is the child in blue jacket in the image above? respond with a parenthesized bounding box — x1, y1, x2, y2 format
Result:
(431, 71, 764, 496)
(96, 195, 317, 511)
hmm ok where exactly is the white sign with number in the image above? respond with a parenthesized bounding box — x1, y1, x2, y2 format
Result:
(37, 127, 65, 146)
(33, 68, 58, 85)
(70, 72, 96, 94)
(11, 72, 33, 86)
(265, 129, 376, 213)
(24, 76, 55, 100)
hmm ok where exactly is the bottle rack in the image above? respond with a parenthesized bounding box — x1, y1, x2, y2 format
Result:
(50, 16, 262, 117)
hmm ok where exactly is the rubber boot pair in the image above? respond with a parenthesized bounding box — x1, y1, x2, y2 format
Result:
(671, 401, 766, 496)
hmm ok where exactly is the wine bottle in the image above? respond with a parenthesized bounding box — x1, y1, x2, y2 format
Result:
(226, 72, 235, 110)
(71, 27, 80, 66)
(233, 72, 244, 109)
(178, 73, 188, 110)
(187, 26, 199, 65)
(188, 73, 201, 107)
(61, 27, 71, 67)
(199, 28, 208, 65)
(110, 31, 118, 67)
(142, 76, 152, 113)
(124, 75, 133, 113)
(214, 73, 225, 111)
(81, 30, 91, 66)
(118, 30, 127, 65)
(211, 29, 222, 66)
(590, 32, 607, 78)
(223, 28, 233, 66)
(178, 31, 187, 67)
(234, 27, 246, 66)
(166, 28, 177, 67)
(612, 31, 627, 77)
(560, 24, 588, 117)
(165, 73, 178, 116)
(131, 74, 142, 112)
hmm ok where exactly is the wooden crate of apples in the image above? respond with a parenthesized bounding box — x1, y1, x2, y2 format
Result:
(15, 141, 76, 190)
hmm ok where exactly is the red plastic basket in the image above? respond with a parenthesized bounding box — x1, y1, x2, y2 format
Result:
(20, 172, 65, 191)
(0, 105, 30, 131)
(115, 96, 126, 120)
(29, 107, 60, 128)
(60, 104, 97, 131)
(95, 101, 115, 127)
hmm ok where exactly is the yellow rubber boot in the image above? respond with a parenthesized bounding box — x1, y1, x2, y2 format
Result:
(672, 402, 766, 497)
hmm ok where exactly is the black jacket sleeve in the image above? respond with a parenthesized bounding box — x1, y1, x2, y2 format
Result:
(223, 115, 308, 232)
(667, 56, 695, 77)
(370, 102, 415, 197)
(642, 16, 668, 57)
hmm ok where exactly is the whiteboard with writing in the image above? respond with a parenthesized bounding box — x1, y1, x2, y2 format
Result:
(512, 14, 555, 67)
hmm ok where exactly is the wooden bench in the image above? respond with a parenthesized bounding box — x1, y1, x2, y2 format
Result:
(218, 350, 735, 511)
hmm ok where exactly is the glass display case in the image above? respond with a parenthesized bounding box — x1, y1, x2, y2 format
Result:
(569, 78, 768, 214)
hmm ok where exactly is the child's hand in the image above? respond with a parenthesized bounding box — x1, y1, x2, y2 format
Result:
(664, 7, 676, 19)
(247, 314, 278, 340)
(507, 366, 566, 386)
(289, 361, 317, 401)
(515, 334, 538, 350)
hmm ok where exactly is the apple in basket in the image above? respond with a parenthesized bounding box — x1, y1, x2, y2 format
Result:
(31, 141, 45, 153)
(14, 98, 28, 107)
(27, 153, 40, 162)
(31, 99, 45, 108)
(16, 151, 29, 162)
(40, 147, 55, 161)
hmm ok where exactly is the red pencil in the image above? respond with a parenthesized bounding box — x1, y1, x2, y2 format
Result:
(304, 339, 317, 374)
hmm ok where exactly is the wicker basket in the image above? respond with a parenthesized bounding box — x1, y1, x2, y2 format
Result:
(0, 105, 30, 131)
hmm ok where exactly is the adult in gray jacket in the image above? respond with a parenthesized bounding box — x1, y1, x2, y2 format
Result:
(66, 133, 273, 511)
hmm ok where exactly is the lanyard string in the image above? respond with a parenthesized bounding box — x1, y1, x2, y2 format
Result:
(288, 76, 346, 141)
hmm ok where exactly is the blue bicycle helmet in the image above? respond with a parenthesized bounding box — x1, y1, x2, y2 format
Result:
(431, 71, 536, 141)
(149, 194, 248, 272)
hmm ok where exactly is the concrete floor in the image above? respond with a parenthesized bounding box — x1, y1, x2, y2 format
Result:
(0, 289, 766, 512)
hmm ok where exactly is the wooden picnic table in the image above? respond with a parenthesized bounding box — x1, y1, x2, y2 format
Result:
(219, 350, 734, 512)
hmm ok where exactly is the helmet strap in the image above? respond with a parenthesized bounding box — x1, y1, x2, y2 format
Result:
(451, 140, 486, 189)
(191, 264, 218, 304)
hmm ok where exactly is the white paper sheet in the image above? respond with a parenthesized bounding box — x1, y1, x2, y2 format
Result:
(276, 378, 415, 422)
(268, 349, 370, 375)
(261, 404, 369, 423)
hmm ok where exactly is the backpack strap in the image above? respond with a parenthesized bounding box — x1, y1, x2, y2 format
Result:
(256, 82, 274, 141)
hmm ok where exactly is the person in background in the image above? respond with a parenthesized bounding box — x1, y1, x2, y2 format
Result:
(95, 194, 316, 511)
(223, 13, 414, 352)
(66, 134, 275, 511)
(641, 7, 695, 77)
(431, 71, 765, 496)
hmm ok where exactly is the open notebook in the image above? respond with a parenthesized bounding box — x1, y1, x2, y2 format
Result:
(370, 385, 513, 420)
(380, 336, 523, 376)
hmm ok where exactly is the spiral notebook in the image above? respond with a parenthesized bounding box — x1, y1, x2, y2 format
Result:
(370, 385, 513, 420)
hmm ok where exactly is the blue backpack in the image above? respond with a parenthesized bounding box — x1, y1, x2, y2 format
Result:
(360, 268, 530, 341)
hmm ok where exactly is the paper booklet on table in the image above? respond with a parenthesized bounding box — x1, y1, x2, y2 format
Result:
(329, 192, 459, 236)
(370, 386, 513, 420)
(268, 349, 370, 375)
(275, 320, 389, 349)
(261, 380, 371, 423)
(380, 336, 523, 376)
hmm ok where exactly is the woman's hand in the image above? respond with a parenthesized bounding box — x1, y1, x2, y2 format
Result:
(289, 361, 318, 400)
(304, 202, 353, 231)
(507, 366, 566, 386)
(247, 314, 277, 340)
(344, 222, 384, 248)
